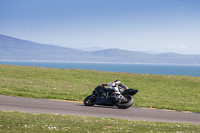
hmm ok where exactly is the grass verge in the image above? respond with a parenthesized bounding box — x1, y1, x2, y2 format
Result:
(0, 111, 200, 133)
(0, 64, 200, 112)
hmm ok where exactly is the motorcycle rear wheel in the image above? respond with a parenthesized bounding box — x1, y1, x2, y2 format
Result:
(116, 95, 134, 109)
(83, 94, 97, 106)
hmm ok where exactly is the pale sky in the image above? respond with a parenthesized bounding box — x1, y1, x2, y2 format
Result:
(0, 0, 200, 54)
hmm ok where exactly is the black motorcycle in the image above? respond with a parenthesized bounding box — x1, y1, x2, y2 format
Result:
(84, 86, 138, 109)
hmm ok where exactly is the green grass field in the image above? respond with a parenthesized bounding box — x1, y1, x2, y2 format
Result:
(1, 111, 200, 133)
(0, 64, 200, 112)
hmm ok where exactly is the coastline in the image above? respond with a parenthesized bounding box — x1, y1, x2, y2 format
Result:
(0, 60, 200, 66)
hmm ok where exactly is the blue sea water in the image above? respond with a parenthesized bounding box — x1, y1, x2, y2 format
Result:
(0, 61, 200, 77)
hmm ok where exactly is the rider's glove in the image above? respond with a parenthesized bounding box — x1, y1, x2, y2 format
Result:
(102, 83, 107, 86)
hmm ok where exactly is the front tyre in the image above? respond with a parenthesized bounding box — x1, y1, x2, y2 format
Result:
(116, 95, 134, 109)
(83, 94, 97, 106)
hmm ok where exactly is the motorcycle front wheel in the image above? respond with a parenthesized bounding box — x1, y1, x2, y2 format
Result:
(116, 95, 134, 109)
(83, 94, 97, 106)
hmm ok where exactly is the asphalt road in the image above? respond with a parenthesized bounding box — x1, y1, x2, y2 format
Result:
(0, 95, 199, 124)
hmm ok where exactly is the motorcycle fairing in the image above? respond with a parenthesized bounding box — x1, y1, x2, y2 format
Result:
(93, 86, 115, 106)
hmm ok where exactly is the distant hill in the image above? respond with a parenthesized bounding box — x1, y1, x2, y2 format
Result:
(75, 47, 106, 52)
(0, 34, 200, 64)
(0, 34, 92, 61)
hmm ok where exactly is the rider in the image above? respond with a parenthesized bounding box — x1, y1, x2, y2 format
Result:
(102, 80, 128, 98)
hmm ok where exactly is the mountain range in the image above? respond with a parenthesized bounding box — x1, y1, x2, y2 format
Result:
(0, 34, 200, 64)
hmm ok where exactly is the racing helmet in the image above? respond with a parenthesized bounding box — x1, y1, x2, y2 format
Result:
(115, 79, 121, 84)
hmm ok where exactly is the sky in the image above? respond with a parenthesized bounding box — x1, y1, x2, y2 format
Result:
(0, 0, 200, 54)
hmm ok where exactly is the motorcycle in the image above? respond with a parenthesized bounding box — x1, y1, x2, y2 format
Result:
(84, 85, 138, 109)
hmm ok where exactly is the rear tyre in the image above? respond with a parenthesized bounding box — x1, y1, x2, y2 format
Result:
(83, 94, 97, 106)
(116, 95, 134, 109)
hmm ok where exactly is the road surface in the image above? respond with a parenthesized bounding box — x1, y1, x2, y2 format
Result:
(0, 95, 199, 124)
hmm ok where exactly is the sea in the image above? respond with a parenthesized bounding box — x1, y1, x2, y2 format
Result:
(0, 61, 200, 77)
